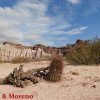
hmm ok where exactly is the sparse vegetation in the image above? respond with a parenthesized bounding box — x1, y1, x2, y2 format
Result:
(45, 56, 64, 82)
(66, 37, 100, 65)
(0, 59, 3, 63)
(11, 57, 32, 63)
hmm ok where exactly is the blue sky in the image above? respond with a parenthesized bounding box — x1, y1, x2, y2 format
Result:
(0, 0, 100, 46)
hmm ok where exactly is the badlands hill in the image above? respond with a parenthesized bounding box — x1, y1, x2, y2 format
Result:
(0, 42, 50, 62)
(0, 40, 87, 62)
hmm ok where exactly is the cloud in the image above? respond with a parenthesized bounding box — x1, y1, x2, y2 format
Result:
(67, 0, 81, 5)
(0, 0, 70, 46)
(0, 0, 88, 46)
(49, 26, 88, 35)
(66, 26, 88, 35)
(0, 0, 50, 44)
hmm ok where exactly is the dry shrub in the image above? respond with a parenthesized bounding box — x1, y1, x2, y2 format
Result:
(11, 57, 32, 63)
(66, 37, 100, 65)
(0, 58, 3, 63)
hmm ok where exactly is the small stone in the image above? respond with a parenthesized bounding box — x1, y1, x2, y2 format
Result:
(91, 85, 96, 88)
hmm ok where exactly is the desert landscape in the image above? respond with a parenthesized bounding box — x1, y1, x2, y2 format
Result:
(0, 0, 100, 100)
(0, 39, 100, 100)
(0, 61, 100, 100)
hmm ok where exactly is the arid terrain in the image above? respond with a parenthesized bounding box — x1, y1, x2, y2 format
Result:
(0, 61, 100, 100)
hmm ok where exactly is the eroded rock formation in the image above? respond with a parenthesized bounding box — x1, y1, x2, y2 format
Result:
(0, 40, 87, 62)
(0, 43, 51, 62)
(33, 39, 88, 56)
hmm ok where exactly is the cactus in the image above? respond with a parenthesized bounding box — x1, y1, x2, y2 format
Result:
(45, 56, 64, 82)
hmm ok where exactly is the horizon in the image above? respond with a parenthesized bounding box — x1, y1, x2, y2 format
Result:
(0, 38, 94, 47)
(0, 39, 79, 47)
(0, 0, 100, 46)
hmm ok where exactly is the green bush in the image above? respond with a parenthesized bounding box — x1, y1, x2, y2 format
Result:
(66, 38, 100, 65)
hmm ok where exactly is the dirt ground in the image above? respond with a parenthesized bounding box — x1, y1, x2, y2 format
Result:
(0, 61, 100, 100)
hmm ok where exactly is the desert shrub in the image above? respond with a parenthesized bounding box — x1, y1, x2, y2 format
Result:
(66, 37, 100, 65)
(41, 56, 53, 61)
(0, 59, 3, 63)
(45, 56, 64, 82)
(11, 57, 32, 63)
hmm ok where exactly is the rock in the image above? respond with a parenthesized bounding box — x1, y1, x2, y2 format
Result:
(0, 43, 51, 62)
(91, 85, 96, 88)
(0, 40, 87, 62)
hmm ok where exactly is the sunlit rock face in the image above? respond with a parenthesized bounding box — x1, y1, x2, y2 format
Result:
(0, 40, 87, 62)
(0, 43, 51, 62)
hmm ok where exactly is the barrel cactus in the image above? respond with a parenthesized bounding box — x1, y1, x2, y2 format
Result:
(45, 56, 64, 82)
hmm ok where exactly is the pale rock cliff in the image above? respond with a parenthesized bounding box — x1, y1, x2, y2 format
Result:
(0, 44, 51, 62)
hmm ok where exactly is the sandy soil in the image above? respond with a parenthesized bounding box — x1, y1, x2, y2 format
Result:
(0, 61, 100, 100)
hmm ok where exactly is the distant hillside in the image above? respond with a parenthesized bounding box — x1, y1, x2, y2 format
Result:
(0, 40, 87, 62)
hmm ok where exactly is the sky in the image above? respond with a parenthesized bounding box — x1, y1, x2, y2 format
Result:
(0, 0, 100, 46)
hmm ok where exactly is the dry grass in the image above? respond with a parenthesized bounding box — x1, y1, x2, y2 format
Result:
(11, 57, 32, 63)
(0, 60, 3, 63)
